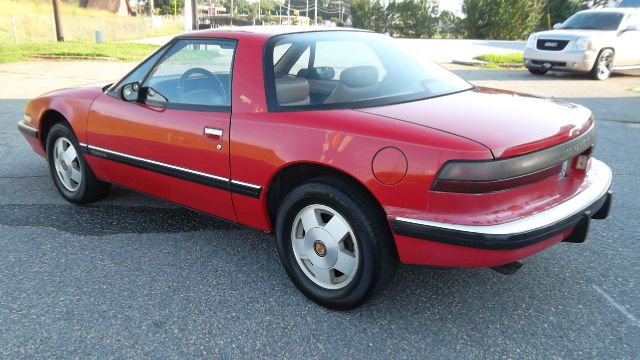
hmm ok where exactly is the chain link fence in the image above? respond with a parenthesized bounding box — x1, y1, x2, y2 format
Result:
(0, 14, 182, 43)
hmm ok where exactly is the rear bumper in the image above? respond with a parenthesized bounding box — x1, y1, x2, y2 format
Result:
(523, 48, 598, 73)
(392, 158, 612, 265)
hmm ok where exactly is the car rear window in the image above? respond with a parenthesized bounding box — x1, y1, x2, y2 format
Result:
(264, 31, 472, 111)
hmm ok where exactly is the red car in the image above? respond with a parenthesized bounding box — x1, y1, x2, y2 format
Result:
(17, 28, 612, 309)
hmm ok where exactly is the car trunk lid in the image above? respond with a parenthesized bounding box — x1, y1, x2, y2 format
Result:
(357, 87, 594, 158)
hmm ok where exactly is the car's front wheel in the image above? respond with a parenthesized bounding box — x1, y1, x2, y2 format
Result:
(275, 178, 398, 309)
(46, 123, 110, 203)
(590, 49, 614, 80)
(528, 68, 548, 76)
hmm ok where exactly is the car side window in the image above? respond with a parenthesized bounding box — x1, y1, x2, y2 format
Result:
(143, 39, 236, 108)
(108, 49, 164, 98)
(288, 48, 310, 76)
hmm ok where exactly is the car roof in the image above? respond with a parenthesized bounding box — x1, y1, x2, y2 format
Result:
(176, 26, 372, 41)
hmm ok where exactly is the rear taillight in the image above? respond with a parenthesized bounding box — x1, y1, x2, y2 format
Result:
(432, 163, 563, 193)
(432, 124, 596, 194)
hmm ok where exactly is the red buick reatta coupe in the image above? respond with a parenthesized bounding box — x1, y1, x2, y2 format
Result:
(17, 28, 612, 309)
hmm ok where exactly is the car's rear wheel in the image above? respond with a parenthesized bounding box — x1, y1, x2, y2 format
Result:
(590, 49, 614, 80)
(46, 123, 110, 203)
(528, 68, 548, 76)
(275, 178, 398, 309)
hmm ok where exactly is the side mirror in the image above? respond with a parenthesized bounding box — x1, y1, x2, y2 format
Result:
(121, 82, 140, 101)
(553, 23, 562, 30)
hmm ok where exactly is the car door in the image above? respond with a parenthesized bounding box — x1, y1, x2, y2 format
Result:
(85, 38, 237, 221)
(616, 14, 640, 66)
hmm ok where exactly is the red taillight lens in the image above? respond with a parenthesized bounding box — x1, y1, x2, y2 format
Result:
(431, 163, 563, 193)
(432, 124, 596, 194)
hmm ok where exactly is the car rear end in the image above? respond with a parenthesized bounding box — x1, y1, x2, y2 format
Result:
(363, 93, 613, 268)
(392, 125, 611, 267)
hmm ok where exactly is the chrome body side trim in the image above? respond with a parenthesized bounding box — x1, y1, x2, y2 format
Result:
(84, 144, 262, 198)
(88, 145, 229, 182)
(17, 121, 38, 138)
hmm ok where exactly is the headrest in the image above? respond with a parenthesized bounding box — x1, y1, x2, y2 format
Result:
(275, 76, 310, 105)
(340, 66, 378, 88)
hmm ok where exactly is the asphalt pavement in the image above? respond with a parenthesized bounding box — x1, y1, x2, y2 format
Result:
(0, 62, 639, 359)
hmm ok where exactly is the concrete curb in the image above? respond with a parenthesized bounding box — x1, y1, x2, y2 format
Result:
(452, 59, 523, 69)
(31, 55, 120, 62)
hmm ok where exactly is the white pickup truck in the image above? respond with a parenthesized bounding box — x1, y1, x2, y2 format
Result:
(523, 8, 640, 80)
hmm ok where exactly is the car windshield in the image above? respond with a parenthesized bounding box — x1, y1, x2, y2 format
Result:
(266, 31, 472, 110)
(620, 0, 640, 6)
(560, 12, 624, 30)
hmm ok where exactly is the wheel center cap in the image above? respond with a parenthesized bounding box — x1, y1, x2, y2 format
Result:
(61, 160, 68, 171)
(313, 240, 327, 257)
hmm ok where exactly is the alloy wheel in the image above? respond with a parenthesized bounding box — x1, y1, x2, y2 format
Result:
(290, 204, 360, 290)
(53, 137, 82, 192)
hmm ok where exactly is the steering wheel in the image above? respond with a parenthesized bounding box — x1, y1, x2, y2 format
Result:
(177, 67, 226, 104)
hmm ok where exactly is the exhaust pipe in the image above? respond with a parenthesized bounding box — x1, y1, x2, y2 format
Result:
(490, 261, 523, 275)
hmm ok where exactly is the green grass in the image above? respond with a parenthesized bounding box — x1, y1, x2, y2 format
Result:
(0, 42, 159, 63)
(0, 0, 114, 17)
(473, 53, 523, 64)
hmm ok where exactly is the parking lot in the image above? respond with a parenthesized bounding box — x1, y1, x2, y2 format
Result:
(1, 60, 639, 358)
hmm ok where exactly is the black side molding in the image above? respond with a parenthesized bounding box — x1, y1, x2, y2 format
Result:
(83, 145, 262, 199)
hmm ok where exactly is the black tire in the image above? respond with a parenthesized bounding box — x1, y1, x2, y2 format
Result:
(46, 123, 110, 203)
(590, 49, 614, 80)
(275, 177, 398, 310)
(528, 68, 548, 76)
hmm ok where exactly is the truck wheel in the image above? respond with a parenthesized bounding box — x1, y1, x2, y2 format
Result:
(275, 178, 398, 309)
(590, 49, 614, 80)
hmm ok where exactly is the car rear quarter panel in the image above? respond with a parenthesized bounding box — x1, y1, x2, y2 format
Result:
(228, 36, 491, 230)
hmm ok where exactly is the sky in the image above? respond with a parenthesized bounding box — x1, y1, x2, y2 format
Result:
(439, 0, 463, 14)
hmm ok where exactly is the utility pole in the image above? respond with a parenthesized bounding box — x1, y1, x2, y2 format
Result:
(191, 0, 197, 29)
(52, 0, 64, 42)
(314, 0, 317, 25)
(306, 0, 308, 22)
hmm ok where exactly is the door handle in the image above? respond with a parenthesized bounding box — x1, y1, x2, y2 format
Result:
(204, 127, 223, 141)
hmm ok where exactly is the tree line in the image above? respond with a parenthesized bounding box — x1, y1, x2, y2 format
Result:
(351, 0, 608, 40)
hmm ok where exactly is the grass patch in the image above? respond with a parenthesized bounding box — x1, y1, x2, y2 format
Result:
(0, 0, 114, 17)
(0, 42, 159, 63)
(474, 53, 523, 64)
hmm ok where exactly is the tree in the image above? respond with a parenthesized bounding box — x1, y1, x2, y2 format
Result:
(438, 10, 465, 38)
(580, 0, 609, 7)
(351, 0, 389, 32)
(537, 0, 585, 30)
(463, 0, 545, 40)
(350, 0, 439, 37)
(155, 0, 185, 15)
